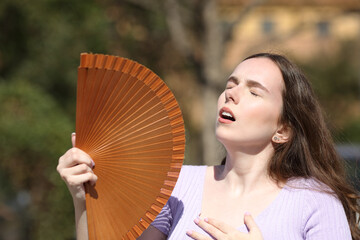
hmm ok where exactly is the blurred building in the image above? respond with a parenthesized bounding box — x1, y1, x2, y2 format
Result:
(219, 0, 360, 69)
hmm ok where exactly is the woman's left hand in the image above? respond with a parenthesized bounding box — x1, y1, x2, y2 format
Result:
(187, 212, 263, 240)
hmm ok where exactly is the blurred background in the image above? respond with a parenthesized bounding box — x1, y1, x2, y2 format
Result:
(0, 0, 359, 239)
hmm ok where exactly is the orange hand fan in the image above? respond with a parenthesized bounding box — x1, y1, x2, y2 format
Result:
(75, 53, 185, 239)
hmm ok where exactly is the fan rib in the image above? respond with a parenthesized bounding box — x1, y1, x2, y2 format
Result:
(167, 172, 180, 178)
(156, 197, 168, 205)
(104, 55, 116, 69)
(133, 225, 143, 237)
(140, 218, 150, 229)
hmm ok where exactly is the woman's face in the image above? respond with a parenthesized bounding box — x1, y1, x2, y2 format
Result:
(216, 57, 285, 151)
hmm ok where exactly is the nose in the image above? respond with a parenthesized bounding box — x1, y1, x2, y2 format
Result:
(225, 87, 238, 104)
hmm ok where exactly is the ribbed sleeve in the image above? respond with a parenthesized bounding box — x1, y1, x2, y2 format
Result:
(151, 165, 208, 239)
(301, 182, 352, 239)
(150, 201, 172, 235)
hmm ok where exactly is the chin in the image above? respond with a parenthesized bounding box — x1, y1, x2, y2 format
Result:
(216, 130, 269, 151)
(215, 129, 237, 147)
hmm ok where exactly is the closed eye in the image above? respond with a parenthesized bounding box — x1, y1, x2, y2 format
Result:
(225, 76, 239, 89)
(226, 82, 237, 89)
(250, 90, 260, 97)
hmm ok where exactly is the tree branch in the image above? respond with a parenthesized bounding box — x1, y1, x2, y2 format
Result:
(223, 0, 266, 41)
(164, 0, 194, 59)
(121, 0, 160, 12)
(202, 0, 225, 85)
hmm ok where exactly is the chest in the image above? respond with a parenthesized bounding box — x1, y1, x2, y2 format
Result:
(200, 176, 283, 228)
(166, 167, 309, 240)
(202, 191, 278, 227)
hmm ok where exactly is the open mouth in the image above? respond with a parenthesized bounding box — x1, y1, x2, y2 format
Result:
(220, 108, 235, 121)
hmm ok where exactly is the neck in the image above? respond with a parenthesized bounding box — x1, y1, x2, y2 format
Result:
(218, 143, 277, 196)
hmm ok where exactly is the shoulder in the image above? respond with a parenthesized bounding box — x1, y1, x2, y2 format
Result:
(175, 165, 207, 186)
(284, 178, 338, 202)
(284, 178, 343, 210)
(170, 165, 207, 196)
(284, 178, 351, 238)
(151, 165, 207, 235)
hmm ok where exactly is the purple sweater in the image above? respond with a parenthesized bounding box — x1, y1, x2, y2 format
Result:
(151, 165, 352, 239)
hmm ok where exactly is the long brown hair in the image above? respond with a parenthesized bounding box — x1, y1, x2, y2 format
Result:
(241, 53, 360, 239)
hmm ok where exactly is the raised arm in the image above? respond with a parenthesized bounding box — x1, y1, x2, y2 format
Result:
(57, 133, 97, 240)
(57, 133, 168, 240)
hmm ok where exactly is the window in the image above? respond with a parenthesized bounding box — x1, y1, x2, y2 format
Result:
(262, 18, 275, 35)
(317, 20, 330, 37)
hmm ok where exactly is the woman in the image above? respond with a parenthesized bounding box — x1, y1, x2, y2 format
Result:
(57, 53, 359, 239)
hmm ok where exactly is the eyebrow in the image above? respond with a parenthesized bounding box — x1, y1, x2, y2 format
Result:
(227, 76, 270, 93)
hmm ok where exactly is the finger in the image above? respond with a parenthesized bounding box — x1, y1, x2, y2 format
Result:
(204, 217, 234, 234)
(71, 132, 76, 147)
(194, 217, 225, 239)
(244, 212, 262, 236)
(66, 172, 98, 187)
(59, 163, 96, 185)
(63, 163, 93, 176)
(186, 230, 211, 240)
(59, 148, 95, 169)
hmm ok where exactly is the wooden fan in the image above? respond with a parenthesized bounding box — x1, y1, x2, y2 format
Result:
(75, 53, 185, 239)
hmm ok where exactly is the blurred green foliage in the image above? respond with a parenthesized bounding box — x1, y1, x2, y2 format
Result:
(0, 0, 111, 239)
(0, 80, 74, 239)
(0, 0, 111, 113)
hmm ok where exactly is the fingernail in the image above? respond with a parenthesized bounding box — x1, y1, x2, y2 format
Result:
(186, 230, 193, 236)
(91, 160, 95, 168)
(204, 217, 209, 223)
(194, 217, 200, 224)
(244, 211, 251, 216)
(71, 132, 76, 136)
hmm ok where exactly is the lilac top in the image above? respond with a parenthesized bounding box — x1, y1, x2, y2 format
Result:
(151, 165, 352, 239)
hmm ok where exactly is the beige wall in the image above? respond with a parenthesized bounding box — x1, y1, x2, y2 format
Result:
(219, 3, 360, 69)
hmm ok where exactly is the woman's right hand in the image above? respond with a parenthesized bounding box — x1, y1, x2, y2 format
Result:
(57, 133, 98, 203)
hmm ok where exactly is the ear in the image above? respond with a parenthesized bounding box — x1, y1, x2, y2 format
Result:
(272, 124, 292, 144)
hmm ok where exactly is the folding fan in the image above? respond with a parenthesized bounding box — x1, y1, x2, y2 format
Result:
(75, 53, 185, 239)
